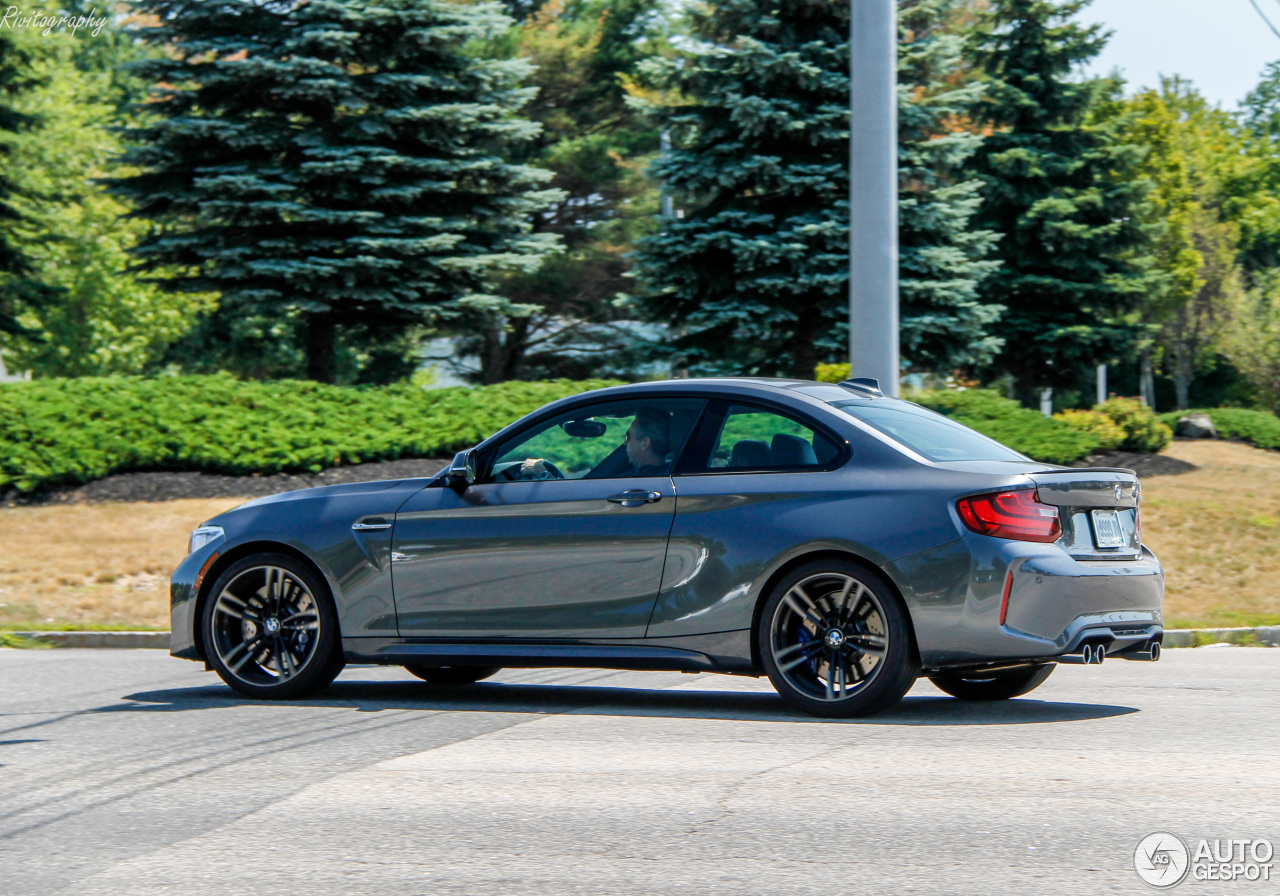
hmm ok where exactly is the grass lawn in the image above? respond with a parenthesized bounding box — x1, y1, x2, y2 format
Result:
(1, 439, 1277, 632)
(1142, 440, 1280, 629)
(0, 498, 243, 631)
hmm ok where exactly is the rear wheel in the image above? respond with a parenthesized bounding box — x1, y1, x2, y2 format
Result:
(202, 553, 344, 699)
(404, 665, 501, 685)
(759, 560, 918, 718)
(928, 664, 1055, 701)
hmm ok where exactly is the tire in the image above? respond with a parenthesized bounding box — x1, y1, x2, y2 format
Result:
(758, 559, 918, 718)
(404, 665, 501, 685)
(201, 553, 344, 699)
(928, 665, 1055, 701)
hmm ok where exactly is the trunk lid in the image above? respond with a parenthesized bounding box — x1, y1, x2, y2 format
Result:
(1027, 469, 1142, 559)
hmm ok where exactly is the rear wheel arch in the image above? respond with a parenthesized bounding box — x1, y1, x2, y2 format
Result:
(193, 541, 336, 662)
(748, 549, 919, 672)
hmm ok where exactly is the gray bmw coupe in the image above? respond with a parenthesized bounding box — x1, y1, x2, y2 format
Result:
(170, 377, 1164, 717)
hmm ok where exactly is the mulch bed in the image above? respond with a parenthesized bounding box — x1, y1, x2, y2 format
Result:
(0, 457, 452, 507)
(1070, 450, 1196, 478)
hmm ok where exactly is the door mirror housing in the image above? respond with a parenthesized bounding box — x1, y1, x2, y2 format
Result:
(447, 450, 476, 488)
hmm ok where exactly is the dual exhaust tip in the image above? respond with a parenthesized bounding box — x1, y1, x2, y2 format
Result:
(1058, 639, 1161, 664)
(1130, 640, 1161, 662)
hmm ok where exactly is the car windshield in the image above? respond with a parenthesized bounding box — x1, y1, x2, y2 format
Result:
(828, 400, 1028, 463)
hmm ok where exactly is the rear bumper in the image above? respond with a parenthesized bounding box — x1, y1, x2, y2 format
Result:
(886, 535, 1164, 669)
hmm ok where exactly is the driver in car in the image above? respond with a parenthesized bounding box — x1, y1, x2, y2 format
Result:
(521, 408, 672, 479)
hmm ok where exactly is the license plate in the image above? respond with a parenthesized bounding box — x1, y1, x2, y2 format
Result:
(1091, 509, 1126, 548)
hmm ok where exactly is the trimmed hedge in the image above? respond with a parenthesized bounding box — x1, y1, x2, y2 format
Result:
(0, 377, 1126, 494)
(911, 389, 1101, 465)
(0, 375, 621, 493)
(1158, 407, 1280, 451)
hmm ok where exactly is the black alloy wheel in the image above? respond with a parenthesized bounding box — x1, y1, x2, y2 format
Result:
(928, 664, 1056, 701)
(404, 665, 502, 685)
(202, 553, 344, 699)
(759, 559, 918, 718)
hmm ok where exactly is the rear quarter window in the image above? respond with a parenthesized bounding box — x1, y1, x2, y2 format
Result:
(831, 400, 1028, 463)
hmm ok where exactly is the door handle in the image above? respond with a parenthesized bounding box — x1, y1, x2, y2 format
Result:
(606, 490, 662, 506)
(352, 518, 393, 531)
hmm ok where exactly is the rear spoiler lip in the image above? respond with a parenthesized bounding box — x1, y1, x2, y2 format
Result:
(1032, 467, 1137, 476)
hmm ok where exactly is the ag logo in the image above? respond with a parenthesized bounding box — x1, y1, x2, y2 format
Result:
(1134, 831, 1191, 888)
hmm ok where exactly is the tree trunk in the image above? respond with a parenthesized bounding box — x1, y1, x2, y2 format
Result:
(305, 312, 337, 384)
(477, 320, 530, 385)
(1173, 339, 1192, 411)
(1139, 347, 1155, 410)
(501, 318, 530, 382)
(478, 329, 503, 385)
(790, 309, 818, 380)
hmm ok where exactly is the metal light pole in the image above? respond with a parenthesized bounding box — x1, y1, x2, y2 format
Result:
(849, 0, 899, 396)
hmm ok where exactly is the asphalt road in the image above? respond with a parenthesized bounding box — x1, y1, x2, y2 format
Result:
(1, 648, 1277, 896)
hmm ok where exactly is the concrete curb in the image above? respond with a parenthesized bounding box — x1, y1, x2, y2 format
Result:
(1161, 626, 1280, 648)
(5, 627, 1280, 650)
(6, 631, 169, 649)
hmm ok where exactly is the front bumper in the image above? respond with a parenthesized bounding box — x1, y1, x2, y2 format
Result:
(169, 543, 218, 661)
(886, 535, 1164, 670)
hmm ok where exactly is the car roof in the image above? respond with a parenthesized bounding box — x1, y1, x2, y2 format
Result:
(576, 377, 845, 395)
(467, 376, 919, 466)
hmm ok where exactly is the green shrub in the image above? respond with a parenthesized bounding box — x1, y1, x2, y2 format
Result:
(1053, 409, 1126, 451)
(814, 363, 850, 384)
(1094, 397, 1173, 453)
(1157, 407, 1280, 450)
(912, 389, 1101, 465)
(0, 375, 622, 494)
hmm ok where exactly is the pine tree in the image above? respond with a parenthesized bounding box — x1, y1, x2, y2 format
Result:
(112, 0, 561, 383)
(969, 0, 1153, 403)
(633, 0, 853, 379)
(634, 0, 1000, 380)
(895, 0, 1002, 373)
(457, 0, 663, 383)
(0, 33, 59, 339)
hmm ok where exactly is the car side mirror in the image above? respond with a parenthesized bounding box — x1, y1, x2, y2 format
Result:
(447, 450, 476, 488)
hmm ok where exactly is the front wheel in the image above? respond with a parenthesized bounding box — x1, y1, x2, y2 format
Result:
(202, 553, 344, 700)
(404, 665, 501, 685)
(928, 664, 1055, 701)
(759, 560, 918, 718)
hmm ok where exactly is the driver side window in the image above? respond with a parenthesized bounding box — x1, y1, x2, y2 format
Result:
(490, 398, 706, 482)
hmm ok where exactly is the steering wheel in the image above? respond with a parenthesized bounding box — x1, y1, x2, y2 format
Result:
(534, 460, 566, 480)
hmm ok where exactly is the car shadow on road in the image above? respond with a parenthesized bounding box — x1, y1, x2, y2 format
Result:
(119, 678, 1139, 725)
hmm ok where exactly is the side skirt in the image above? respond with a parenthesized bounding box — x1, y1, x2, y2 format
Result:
(342, 630, 757, 676)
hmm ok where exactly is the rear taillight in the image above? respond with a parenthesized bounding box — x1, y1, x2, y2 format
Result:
(956, 489, 1062, 543)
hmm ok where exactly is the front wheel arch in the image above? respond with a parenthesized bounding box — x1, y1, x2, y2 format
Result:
(749, 549, 919, 673)
(193, 540, 337, 663)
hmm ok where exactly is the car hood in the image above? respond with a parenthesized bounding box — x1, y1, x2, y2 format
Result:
(215, 478, 414, 516)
